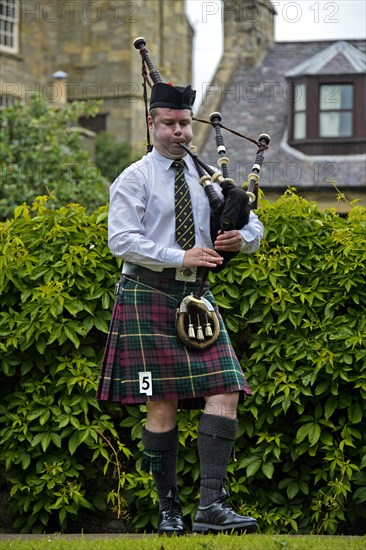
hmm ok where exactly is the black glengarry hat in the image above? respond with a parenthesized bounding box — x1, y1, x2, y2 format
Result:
(150, 82, 196, 110)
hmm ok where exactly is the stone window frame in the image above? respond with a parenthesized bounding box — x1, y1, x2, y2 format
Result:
(0, 0, 19, 54)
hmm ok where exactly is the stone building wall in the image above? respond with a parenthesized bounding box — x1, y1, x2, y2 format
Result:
(0, 0, 193, 149)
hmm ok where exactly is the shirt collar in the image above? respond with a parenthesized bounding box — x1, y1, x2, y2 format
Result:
(150, 147, 195, 173)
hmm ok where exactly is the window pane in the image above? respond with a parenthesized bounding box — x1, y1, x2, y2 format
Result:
(320, 112, 352, 137)
(294, 83, 306, 111)
(320, 84, 353, 110)
(294, 112, 306, 139)
(340, 85, 353, 109)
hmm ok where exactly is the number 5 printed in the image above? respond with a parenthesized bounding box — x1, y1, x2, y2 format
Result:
(139, 372, 153, 396)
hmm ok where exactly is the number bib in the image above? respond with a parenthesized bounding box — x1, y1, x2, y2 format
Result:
(139, 371, 153, 396)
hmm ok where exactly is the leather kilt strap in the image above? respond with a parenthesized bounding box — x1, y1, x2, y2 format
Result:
(122, 262, 207, 283)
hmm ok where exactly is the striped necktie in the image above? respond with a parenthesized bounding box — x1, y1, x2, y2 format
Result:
(172, 159, 195, 250)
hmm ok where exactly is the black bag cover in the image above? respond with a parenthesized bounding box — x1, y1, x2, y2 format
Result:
(210, 181, 250, 273)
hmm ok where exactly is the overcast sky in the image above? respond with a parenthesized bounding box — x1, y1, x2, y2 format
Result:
(186, 0, 366, 108)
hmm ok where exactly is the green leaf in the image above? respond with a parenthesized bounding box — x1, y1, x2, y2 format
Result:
(21, 454, 31, 470)
(354, 487, 366, 504)
(68, 431, 81, 455)
(295, 423, 312, 444)
(36, 337, 47, 355)
(309, 423, 321, 445)
(287, 482, 300, 500)
(325, 396, 338, 420)
(59, 507, 67, 525)
(39, 410, 51, 425)
(262, 461, 274, 479)
(120, 417, 139, 428)
(63, 325, 80, 348)
(348, 402, 363, 424)
(40, 433, 52, 453)
(51, 433, 62, 447)
(93, 316, 109, 333)
(246, 456, 262, 477)
(96, 211, 108, 224)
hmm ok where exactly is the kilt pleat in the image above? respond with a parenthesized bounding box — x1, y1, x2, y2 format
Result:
(96, 276, 251, 409)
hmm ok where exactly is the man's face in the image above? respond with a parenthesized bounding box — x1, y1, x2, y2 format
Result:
(148, 108, 193, 159)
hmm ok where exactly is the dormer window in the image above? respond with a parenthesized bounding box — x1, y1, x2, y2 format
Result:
(286, 41, 366, 156)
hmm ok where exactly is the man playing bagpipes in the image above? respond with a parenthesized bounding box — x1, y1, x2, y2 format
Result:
(96, 39, 265, 536)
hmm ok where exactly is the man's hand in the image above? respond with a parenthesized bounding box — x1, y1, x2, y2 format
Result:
(182, 247, 224, 269)
(214, 230, 244, 252)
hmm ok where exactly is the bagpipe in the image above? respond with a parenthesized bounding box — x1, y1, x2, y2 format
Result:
(134, 37, 270, 349)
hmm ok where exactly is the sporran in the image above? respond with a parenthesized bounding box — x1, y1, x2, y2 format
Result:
(176, 294, 220, 350)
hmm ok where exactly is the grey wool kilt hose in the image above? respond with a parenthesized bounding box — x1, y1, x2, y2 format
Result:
(96, 274, 251, 409)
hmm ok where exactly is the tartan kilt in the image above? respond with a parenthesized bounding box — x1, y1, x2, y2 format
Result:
(96, 275, 251, 409)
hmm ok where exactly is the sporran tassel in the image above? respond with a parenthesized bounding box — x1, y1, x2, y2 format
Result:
(205, 314, 213, 337)
(188, 314, 195, 339)
(196, 314, 204, 341)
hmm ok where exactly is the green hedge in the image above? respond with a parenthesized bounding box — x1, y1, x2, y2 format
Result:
(0, 192, 365, 534)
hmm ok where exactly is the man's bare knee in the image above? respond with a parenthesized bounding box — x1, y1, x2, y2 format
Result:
(204, 392, 239, 419)
(146, 400, 178, 432)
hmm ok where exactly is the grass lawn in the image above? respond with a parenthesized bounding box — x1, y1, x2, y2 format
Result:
(0, 534, 365, 549)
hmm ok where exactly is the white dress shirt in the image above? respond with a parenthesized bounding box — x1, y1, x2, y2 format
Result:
(108, 148, 264, 272)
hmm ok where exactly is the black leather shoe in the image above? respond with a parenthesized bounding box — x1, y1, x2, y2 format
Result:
(158, 488, 185, 536)
(193, 493, 258, 534)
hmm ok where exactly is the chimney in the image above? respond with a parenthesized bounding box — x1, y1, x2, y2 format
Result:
(223, 0, 275, 66)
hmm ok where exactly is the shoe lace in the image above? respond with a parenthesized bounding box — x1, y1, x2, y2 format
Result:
(221, 478, 231, 500)
(214, 478, 235, 509)
(161, 489, 182, 518)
